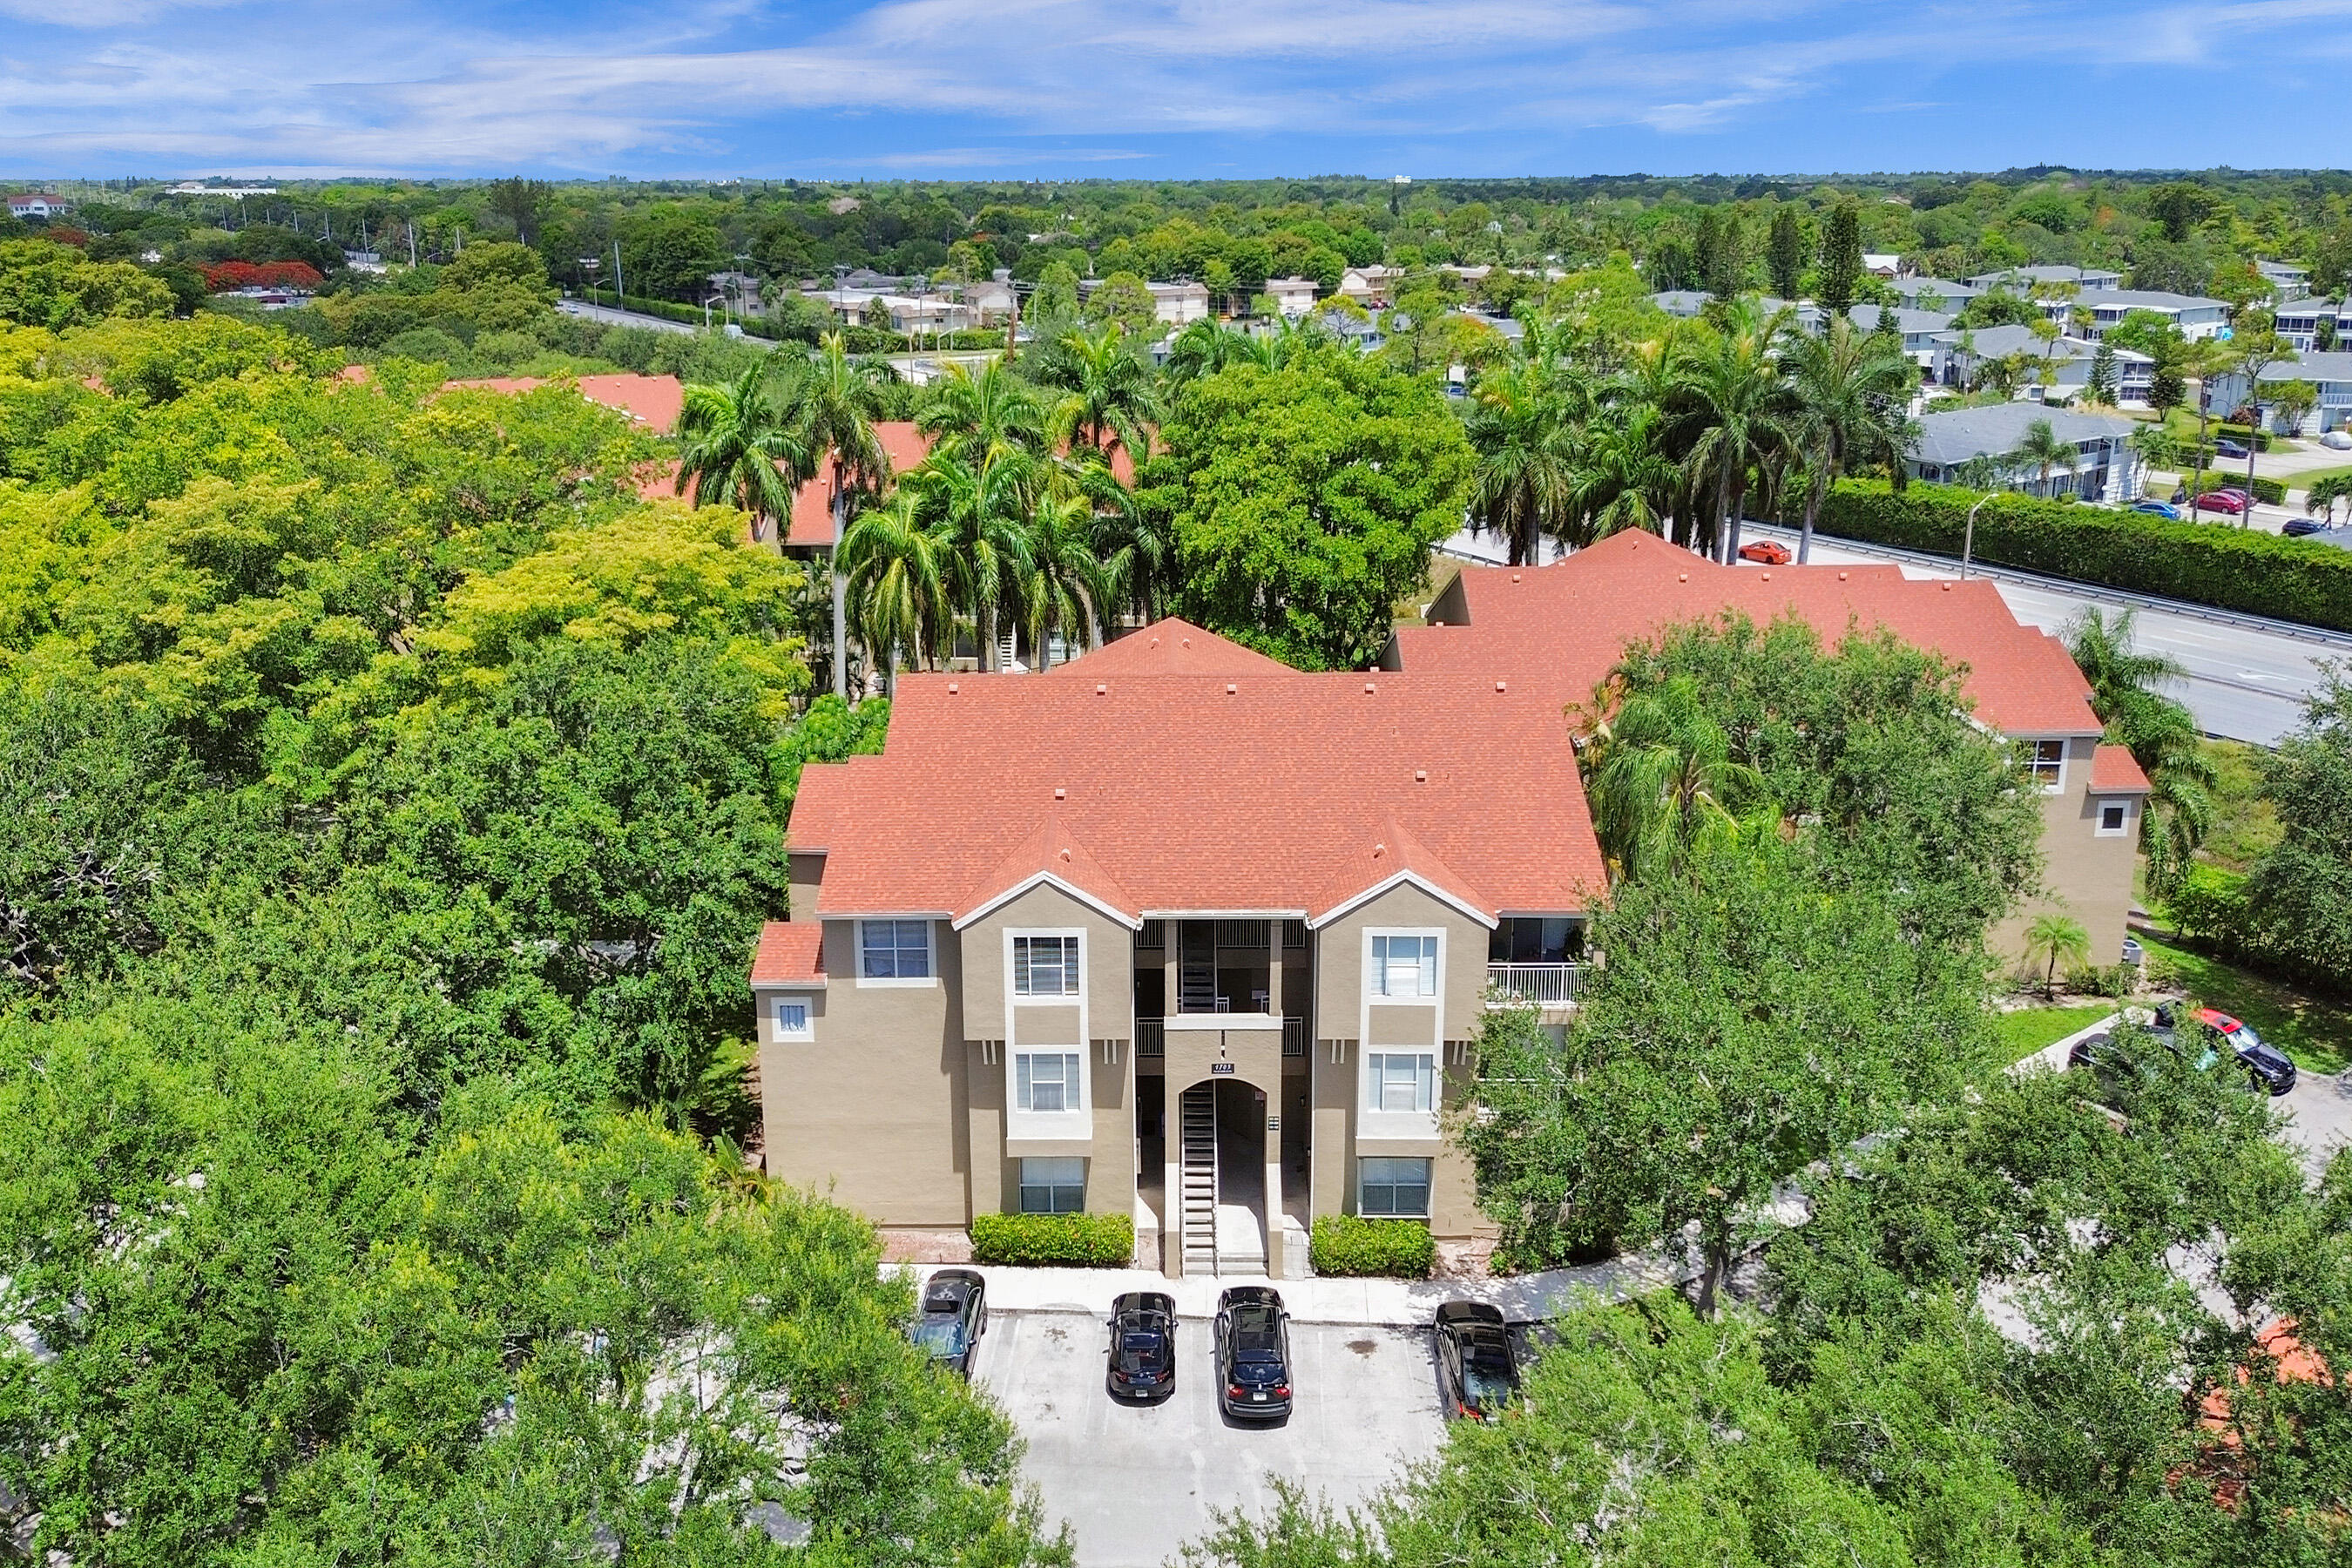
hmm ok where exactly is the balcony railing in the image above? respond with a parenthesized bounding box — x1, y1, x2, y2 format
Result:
(1486, 963, 1588, 1005)
(1283, 1017, 1307, 1057)
(1136, 1018, 1164, 1058)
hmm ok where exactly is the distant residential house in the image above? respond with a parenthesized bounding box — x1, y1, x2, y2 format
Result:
(963, 272, 1018, 326)
(1862, 252, 1904, 278)
(1337, 264, 1405, 307)
(703, 270, 764, 313)
(1925, 324, 2152, 406)
(1263, 276, 1320, 317)
(1838, 303, 1954, 368)
(6, 193, 65, 220)
(1651, 290, 1712, 318)
(2258, 260, 2311, 302)
(2203, 351, 2352, 435)
(2060, 289, 2230, 341)
(1907, 402, 2140, 501)
(808, 287, 973, 335)
(1888, 275, 1981, 310)
(2271, 298, 2349, 354)
(1964, 263, 2126, 293)
(1088, 279, 1212, 327)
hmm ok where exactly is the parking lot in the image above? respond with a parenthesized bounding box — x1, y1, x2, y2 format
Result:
(975, 1310, 1447, 1568)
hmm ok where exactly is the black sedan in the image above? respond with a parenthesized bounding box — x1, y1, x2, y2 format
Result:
(1105, 1291, 1178, 1399)
(1433, 1301, 1522, 1420)
(1213, 1286, 1292, 1420)
(909, 1268, 987, 1378)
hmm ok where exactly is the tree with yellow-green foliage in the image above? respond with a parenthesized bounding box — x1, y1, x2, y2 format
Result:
(0, 238, 174, 329)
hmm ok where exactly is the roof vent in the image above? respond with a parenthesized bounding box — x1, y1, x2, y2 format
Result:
(1373, 842, 1386, 857)
(1760, 572, 1771, 582)
(1678, 572, 1688, 583)
(1432, 618, 1445, 626)
(1226, 682, 1237, 694)
(1495, 680, 1506, 693)
(1838, 571, 1848, 581)
(1181, 637, 1192, 647)
(948, 682, 959, 693)
(1511, 572, 1522, 584)
(1095, 682, 1107, 694)
(1941, 581, 1953, 591)
(1054, 787, 1066, 800)
(1364, 681, 1376, 693)
(1059, 848, 1071, 861)
(1414, 769, 1427, 782)
(1150, 637, 1160, 647)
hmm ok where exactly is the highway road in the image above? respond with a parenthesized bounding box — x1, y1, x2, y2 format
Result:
(1439, 523, 2343, 747)
(555, 296, 709, 336)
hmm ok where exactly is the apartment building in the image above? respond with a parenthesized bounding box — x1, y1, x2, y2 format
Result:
(750, 532, 2146, 1278)
(1966, 264, 2126, 293)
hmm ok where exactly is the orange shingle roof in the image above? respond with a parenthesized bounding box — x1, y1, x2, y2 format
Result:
(1393, 531, 2102, 737)
(443, 373, 683, 434)
(1051, 618, 1293, 679)
(2091, 744, 2153, 793)
(749, 922, 825, 984)
(798, 622, 1605, 923)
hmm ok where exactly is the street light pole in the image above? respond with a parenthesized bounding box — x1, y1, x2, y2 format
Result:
(1962, 492, 1993, 580)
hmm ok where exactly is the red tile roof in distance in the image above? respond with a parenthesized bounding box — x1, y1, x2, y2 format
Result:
(749, 922, 825, 984)
(2090, 744, 2154, 793)
(784, 426, 1142, 550)
(1392, 531, 2102, 737)
(442, 373, 684, 435)
(800, 618, 1605, 923)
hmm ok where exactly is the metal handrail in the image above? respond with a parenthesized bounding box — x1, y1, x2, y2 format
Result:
(1486, 963, 1588, 1004)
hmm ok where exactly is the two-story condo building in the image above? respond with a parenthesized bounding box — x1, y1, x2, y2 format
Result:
(750, 532, 2147, 1279)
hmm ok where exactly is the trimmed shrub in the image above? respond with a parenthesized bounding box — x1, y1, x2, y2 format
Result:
(1817, 481, 2352, 633)
(1309, 1214, 1436, 1278)
(970, 1211, 1134, 1267)
(2167, 864, 2254, 954)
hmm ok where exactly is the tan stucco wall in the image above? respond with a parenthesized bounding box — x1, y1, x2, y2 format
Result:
(1992, 736, 2140, 973)
(755, 917, 968, 1226)
(787, 852, 826, 923)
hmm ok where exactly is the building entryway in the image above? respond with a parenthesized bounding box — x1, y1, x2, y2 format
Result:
(1173, 1078, 1269, 1276)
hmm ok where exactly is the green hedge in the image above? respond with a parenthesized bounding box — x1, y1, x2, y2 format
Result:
(1816, 481, 2352, 633)
(2186, 470, 2288, 506)
(1309, 1215, 1436, 1278)
(970, 1211, 1134, 1267)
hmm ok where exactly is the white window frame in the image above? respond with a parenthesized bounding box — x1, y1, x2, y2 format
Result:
(1011, 930, 1083, 999)
(2023, 738, 2067, 794)
(2096, 798, 2133, 837)
(1358, 1157, 1432, 1218)
(1365, 1051, 1436, 1114)
(856, 918, 936, 986)
(1367, 930, 1441, 1001)
(1018, 1157, 1086, 1214)
(772, 995, 814, 1042)
(1014, 1050, 1084, 1115)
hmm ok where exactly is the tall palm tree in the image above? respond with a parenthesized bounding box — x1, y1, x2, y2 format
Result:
(1581, 676, 1766, 885)
(2065, 607, 2219, 894)
(836, 490, 948, 693)
(1567, 397, 1681, 544)
(902, 440, 1037, 673)
(1782, 315, 1918, 563)
(1163, 317, 1272, 382)
(673, 368, 812, 540)
(1669, 301, 1801, 563)
(1463, 360, 1578, 564)
(1070, 449, 1171, 625)
(918, 358, 1046, 459)
(1017, 490, 1116, 671)
(1039, 323, 1161, 458)
(2005, 417, 2079, 497)
(781, 334, 896, 700)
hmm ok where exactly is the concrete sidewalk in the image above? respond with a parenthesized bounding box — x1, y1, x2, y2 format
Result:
(893, 1251, 1678, 1328)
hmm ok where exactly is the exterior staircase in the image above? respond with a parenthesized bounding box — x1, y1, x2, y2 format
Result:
(1178, 1084, 1219, 1275)
(1178, 923, 1218, 1013)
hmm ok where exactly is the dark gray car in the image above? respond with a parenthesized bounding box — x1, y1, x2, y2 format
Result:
(1213, 1286, 1291, 1420)
(909, 1268, 987, 1378)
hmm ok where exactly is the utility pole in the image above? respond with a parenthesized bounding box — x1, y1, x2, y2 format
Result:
(613, 240, 625, 306)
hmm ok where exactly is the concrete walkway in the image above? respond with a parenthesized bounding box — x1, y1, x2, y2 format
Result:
(895, 1251, 1679, 1328)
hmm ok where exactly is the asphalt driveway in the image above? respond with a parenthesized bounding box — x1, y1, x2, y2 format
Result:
(974, 1311, 1446, 1568)
(2277, 1065, 2352, 1181)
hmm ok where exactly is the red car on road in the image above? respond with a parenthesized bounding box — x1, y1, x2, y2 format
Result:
(2194, 489, 2248, 516)
(1737, 539, 1792, 564)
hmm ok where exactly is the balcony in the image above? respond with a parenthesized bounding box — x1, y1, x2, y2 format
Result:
(1486, 963, 1587, 1005)
(1137, 1018, 1164, 1058)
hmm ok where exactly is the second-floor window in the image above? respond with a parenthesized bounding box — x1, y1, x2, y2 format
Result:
(1371, 934, 1437, 997)
(1367, 1051, 1436, 1113)
(1017, 1051, 1081, 1113)
(1014, 935, 1078, 997)
(861, 919, 931, 979)
(2024, 739, 2065, 793)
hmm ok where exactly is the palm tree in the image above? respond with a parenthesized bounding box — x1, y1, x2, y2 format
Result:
(2023, 913, 2091, 1000)
(1017, 490, 1116, 671)
(2064, 607, 2219, 894)
(1580, 676, 1767, 884)
(1164, 317, 1272, 382)
(1463, 360, 1578, 564)
(2005, 417, 2079, 497)
(837, 490, 948, 692)
(918, 358, 1046, 459)
(673, 368, 812, 540)
(1039, 323, 1161, 458)
(1072, 450, 1172, 625)
(1782, 315, 1918, 563)
(1568, 398, 1682, 544)
(781, 334, 896, 700)
(902, 440, 1038, 673)
(1668, 300, 1801, 563)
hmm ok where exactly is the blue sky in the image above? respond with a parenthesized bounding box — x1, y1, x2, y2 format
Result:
(5, 0, 2352, 180)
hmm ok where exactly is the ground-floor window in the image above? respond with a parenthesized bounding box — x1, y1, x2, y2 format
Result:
(1367, 1051, 1436, 1113)
(1359, 1157, 1431, 1218)
(1019, 1157, 1086, 1213)
(1016, 1051, 1082, 1113)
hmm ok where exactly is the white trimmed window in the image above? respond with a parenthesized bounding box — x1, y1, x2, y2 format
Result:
(1014, 935, 1079, 997)
(859, 919, 931, 980)
(1359, 1158, 1431, 1218)
(773, 997, 813, 1041)
(1367, 1051, 1436, 1113)
(1018, 1157, 1085, 1213)
(1016, 1051, 1082, 1114)
(2097, 799, 2132, 836)
(1370, 934, 1437, 997)
(2024, 739, 2066, 793)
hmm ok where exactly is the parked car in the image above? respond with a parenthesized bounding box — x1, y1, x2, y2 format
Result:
(1433, 1301, 1522, 1420)
(1737, 538, 1792, 565)
(2322, 429, 2352, 450)
(2131, 500, 2182, 520)
(909, 1268, 987, 1378)
(2194, 490, 2248, 516)
(1213, 1286, 1293, 1420)
(2284, 516, 2329, 537)
(1105, 1291, 1177, 1400)
(2216, 439, 2252, 460)
(2185, 1005, 2299, 1096)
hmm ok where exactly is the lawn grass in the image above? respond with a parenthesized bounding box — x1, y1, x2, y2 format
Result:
(2138, 932, 2352, 1075)
(2195, 740, 2283, 874)
(1992, 1003, 2118, 1067)
(2281, 461, 2352, 497)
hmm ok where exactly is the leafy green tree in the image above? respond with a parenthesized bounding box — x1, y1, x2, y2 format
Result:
(0, 238, 174, 328)
(625, 209, 729, 301)
(1767, 203, 1807, 298)
(1084, 270, 1158, 340)
(1153, 340, 1473, 669)
(1580, 674, 1763, 883)
(2240, 664, 2352, 993)
(2065, 607, 2216, 892)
